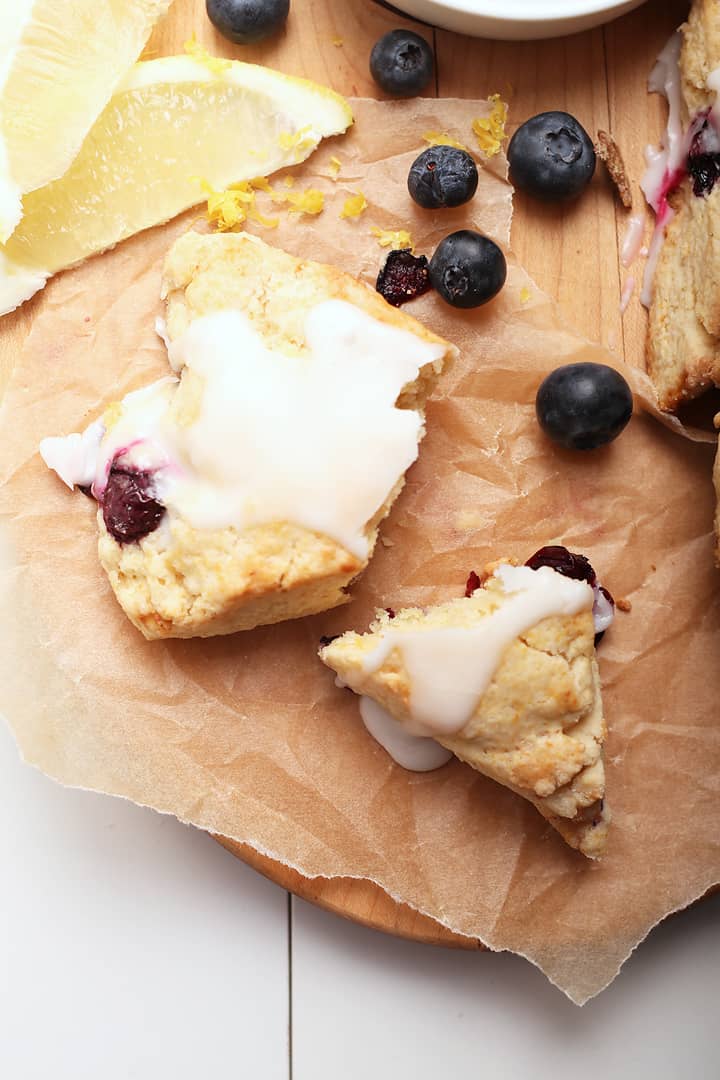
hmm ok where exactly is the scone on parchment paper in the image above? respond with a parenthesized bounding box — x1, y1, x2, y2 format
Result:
(41, 232, 455, 639)
(647, 0, 720, 410)
(320, 561, 610, 859)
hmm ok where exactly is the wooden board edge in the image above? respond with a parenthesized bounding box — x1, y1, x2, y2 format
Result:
(213, 835, 485, 949)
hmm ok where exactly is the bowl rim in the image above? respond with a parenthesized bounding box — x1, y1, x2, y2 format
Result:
(406, 0, 638, 21)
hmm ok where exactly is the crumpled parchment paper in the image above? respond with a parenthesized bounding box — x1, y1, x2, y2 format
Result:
(1, 97, 718, 1005)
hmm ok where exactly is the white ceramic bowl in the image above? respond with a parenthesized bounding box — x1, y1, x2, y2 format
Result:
(388, 0, 648, 40)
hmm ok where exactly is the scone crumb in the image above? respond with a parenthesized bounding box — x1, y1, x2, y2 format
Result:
(332, 36, 344, 47)
(595, 130, 632, 209)
(616, 597, 632, 612)
(380, 536, 394, 547)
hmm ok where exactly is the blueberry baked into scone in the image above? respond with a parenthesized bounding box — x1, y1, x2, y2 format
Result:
(320, 548, 614, 858)
(41, 231, 455, 638)
(645, 0, 720, 410)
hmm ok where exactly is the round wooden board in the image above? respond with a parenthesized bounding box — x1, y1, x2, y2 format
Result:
(0, 0, 697, 951)
(214, 836, 483, 948)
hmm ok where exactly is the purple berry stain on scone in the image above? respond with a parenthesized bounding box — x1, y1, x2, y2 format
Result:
(376, 249, 431, 307)
(101, 463, 165, 544)
(686, 112, 720, 197)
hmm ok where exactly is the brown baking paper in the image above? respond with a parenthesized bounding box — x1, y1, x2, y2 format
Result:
(1, 98, 719, 1005)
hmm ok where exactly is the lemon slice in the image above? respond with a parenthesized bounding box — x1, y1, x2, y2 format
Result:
(0, 55, 352, 316)
(0, 0, 172, 242)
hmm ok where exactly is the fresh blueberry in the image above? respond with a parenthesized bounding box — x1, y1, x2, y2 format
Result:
(206, 0, 289, 45)
(369, 30, 434, 98)
(429, 230, 506, 309)
(535, 362, 633, 450)
(508, 111, 596, 202)
(407, 145, 478, 209)
(376, 249, 431, 307)
(102, 465, 165, 544)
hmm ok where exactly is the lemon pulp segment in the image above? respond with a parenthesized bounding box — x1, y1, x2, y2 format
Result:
(0, 0, 173, 241)
(0, 56, 352, 315)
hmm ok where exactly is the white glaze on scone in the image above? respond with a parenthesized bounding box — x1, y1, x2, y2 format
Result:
(41, 231, 455, 639)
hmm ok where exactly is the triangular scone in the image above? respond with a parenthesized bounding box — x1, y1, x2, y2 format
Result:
(648, 0, 720, 410)
(41, 231, 455, 639)
(320, 564, 609, 858)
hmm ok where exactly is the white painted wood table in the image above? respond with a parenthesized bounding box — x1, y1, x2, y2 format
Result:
(1, 721, 717, 1079)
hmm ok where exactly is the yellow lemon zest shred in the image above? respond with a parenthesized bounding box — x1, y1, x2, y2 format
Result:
(340, 191, 368, 219)
(200, 178, 279, 231)
(283, 175, 296, 187)
(370, 227, 413, 251)
(421, 130, 469, 151)
(328, 156, 342, 180)
(472, 94, 508, 157)
(183, 34, 232, 75)
(332, 37, 344, 47)
(248, 206, 279, 228)
(250, 176, 273, 193)
(520, 285, 532, 304)
(284, 187, 325, 214)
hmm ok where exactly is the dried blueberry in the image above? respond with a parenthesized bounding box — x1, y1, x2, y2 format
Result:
(508, 111, 596, 202)
(102, 465, 165, 544)
(525, 545, 595, 585)
(408, 145, 478, 209)
(206, 0, 289, 45)
(376, 249, 431, 307)
(464, 570, 481, 597)
(369, 30, 434, 98)
(535, 362, 633, 451)
(429, 230, 506, 309)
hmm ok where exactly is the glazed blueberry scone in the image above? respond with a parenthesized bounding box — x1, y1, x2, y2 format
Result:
(645, 0, 720, 410)
(320, 549, 614, 859)
(40, 231, 455, 639)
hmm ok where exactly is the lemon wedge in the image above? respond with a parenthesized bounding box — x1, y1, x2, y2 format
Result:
(0, 0, 172, 242)
(0, 55, 352, 315)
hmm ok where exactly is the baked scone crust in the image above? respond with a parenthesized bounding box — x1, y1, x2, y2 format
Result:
(98, 232, 455, 639)
(320, 568, 609, 859)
